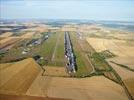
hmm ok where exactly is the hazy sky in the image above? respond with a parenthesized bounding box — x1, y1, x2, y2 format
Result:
(0, 0, 134, 21)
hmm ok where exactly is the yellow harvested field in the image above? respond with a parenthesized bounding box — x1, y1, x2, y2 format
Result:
(86, 37, 134, 57)
(0, 37, 21, 49)
(26, 75, 128, 100)
(61, 25, 77, 31)
(113, 33, 134, 40)
(34, 26, 49, 33)
(86, 38, 107, 52)
(20, 32, 35, 38)
(0, 58, 41, 95)
(108, 57, 134, 70)
(22, 25, 49, 33)
(0, 37, 21, 45)
(107, 61, 134, 98)
(0, 63, 13, 70)
(86, 37, 134, 99)
(124, 78, 134, 99)
(0, 32, 13, 37)
(0, 37, 15, 44)
(107, 61, 134, 81)
(0, 58, 130, 100)
(43, 66, 68, 77)
(87, 38, 134, 57)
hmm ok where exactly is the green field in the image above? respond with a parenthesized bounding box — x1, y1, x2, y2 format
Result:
(51, 32, 66, 66)
(38, 31, 65, 66)
(36, 32, 59, 65)
(0, 32, 56, 63)
(89, 52, 112, 71)
(0, 32, 66, 67)
(1, 31, 97, 77)
(88, 52, 122, 83)
(69, 32, 93, 76)
(0, 39, 32, 63)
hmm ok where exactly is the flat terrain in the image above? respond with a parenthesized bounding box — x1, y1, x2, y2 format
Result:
(0, 37, 21, 49)
(0, 94, 68, 100)
(86, 37, 134, 70)
(0, 24, 134, 100)
(107, 61, 134, 98)
(108, 57, 134, 70)
(43, 66, 68, 77)
(37, 32, 65, 66)
(86, 31, 134, 99)
(86, 37, 134, 57)
(51, 32, 65, 66)
(0, 58, 40, 95)
(26, 75, 128, 100)
(20, 32, 36, 38)
(0, 32, 66, 67)
(0, 32, 13, 37)
(87, 33, 134, 98)
(69, 32, 93, 76)
(0, 58, 129, 100)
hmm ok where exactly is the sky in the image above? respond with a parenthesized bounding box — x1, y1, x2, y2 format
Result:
(0, 0, 134, 21)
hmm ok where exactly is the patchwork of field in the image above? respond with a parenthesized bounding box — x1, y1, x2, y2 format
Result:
(0, 37, 19, 45)
(0, 37, 23, 50)
(86, 35, 134, 99)
(26, 75, 128, 100)
(113, 32, 134, 40)
(108, 57, 134, 70)
(20, 32, 36, 38)
(22, 25, 49, 32)
(0, 31, 93, 76)
(0, 32, 13, 37)
(86, 37, 134, 71)
(86, 37, 134, 57)
(107, 61, 134, 99)
(0, 32, 66, 67)
(0, 58, 129, 100)
(0, 24, 134, 100)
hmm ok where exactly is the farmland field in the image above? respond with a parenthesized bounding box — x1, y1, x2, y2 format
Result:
(69, 32, 93, 76)
(86, 32, 134, 99)
(0, 32, 65, 66)
(26, 75, 128, 100)
(86, 37, 134, 71)
(51, 32, 66, 66)
(86, 37, 134, 57)
(0, 58, 40, 94)
(0, 0, 134, 99)
(0, 21, 134, 100)
(107, 61, 134, 99)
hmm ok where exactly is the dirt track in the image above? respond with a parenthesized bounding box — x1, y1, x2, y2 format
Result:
(51, 33, 61, 61)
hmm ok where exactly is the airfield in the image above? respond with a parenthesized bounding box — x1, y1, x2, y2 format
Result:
(0, 22, 134, 100)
